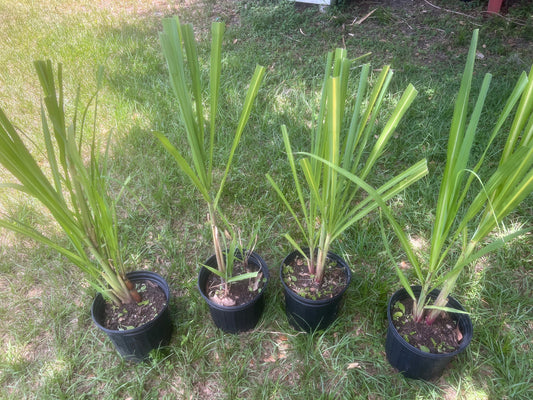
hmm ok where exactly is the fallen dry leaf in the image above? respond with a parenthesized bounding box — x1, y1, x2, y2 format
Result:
(252, 272, 263, 291)
(400, 261, 410, 270)
(263, 355, 277, 363)
(456, 327, 463, 342)
(278, 342, 289, 352)
(347, 362, 361, 370)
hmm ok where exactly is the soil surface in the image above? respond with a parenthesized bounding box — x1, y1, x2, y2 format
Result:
(205, 259, 266, 307)
(102, 279, 167, 330)
(392, 297, 463, 354)
(282, 253, 348, 301)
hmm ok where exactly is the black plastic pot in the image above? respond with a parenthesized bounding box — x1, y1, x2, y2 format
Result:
(385, 286, 473, 380)
(198, 250, 269, 333)
(91, 271, 173, 362)
(280, 249, 352, 332)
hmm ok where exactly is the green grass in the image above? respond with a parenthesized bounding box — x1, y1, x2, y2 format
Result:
(0, 0, 532, 398)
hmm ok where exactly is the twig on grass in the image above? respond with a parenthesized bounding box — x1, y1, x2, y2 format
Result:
(423, 0, 476, 19)
(481, 11, 529, 27)
(352, 8, 377, 25)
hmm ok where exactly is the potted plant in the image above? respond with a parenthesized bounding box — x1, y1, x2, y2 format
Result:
(0, 61, 173, 362)
(319, 30, 533, 379)
(266, 48, 429, 332)
(156, 17, 268, 333)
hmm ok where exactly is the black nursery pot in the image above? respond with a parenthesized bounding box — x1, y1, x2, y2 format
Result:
(280, 249, 352, 332)
(385, 286, 473, 380)
(198, 250, 269, 334)
(91, 271, 173, 362)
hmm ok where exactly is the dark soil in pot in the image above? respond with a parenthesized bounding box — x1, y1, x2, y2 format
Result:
(391, 297, 463, 354)
(280, 249, 352, 332)
(101, 279, 167, 330)
(198, 250, 269, 333)
(91, 271, 173, 362)
(282, 251, 349, 300)
(204, 254, 267, 307)
(386, 286, 473, 380)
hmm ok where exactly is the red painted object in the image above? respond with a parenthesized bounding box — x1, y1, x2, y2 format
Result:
(487, 0, 503, 13)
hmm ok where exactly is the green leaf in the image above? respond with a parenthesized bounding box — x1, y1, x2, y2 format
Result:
(393, 311, 403, 320)
(226, 271, 260, 284)
(423, 305, 470, 315)
(267, 48, 426, 282)
(158, 18, 265, 283)
(0, 61, 132, 305)
(376, 30, 533, 322)
(419, 345, 430, 353)
(395, 301, 405, 313)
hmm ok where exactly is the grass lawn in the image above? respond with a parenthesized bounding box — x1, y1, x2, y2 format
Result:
(0, 0, 532, 398)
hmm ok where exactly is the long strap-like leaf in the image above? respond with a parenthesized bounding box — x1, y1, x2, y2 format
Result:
(213, 64, 265, 208)
(502, 65, 533, 161)
(429, 29, 479, 270)
(160, 18, 207, 189)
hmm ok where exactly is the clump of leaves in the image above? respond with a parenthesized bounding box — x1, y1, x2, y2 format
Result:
(267, 48, 428, 285)
(0, 61, 138, 305)
(156, 17, 265, 293)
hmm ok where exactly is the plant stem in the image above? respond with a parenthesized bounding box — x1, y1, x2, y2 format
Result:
(414, 284, 429, 323)
(426, 241, 477, 324)
(315, 231, 332, 283)
(208, 203, 227, 294)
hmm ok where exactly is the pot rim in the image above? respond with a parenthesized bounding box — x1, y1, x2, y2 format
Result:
(387, 285, 473, 358)
(280, 248, 352, 305)
(91, 270, 170, 334)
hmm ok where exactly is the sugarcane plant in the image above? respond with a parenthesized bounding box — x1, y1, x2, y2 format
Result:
(155, 17, 266, 294)
(266, 48, 429, 285)
(386, 30, 533, 324)
(0, 61, 138, 306)
(318, 30, 533, 325)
